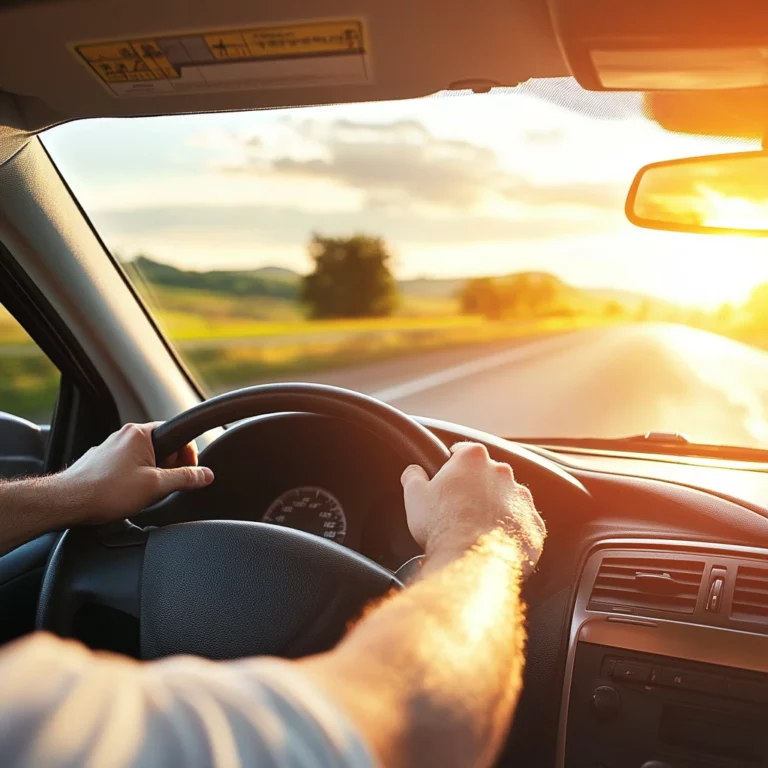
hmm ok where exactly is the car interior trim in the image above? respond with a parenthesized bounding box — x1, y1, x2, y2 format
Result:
(556, 537, 768, 768)
(0, 138, 202, 424)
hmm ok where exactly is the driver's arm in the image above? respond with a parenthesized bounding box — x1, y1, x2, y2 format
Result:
(299, 442, 545, 768)
(0, 423, 213, 554)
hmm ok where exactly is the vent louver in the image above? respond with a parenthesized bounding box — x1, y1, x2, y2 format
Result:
(732, 565, 768, 621)
(588, 556, 704, 615)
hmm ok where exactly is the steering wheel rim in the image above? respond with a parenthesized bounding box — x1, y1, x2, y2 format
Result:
(37, 384, 450, 660)
(151, 382, 450, 475)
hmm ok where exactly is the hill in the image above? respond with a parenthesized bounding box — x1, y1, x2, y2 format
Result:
(121, 256, 678, 320)
(124, 256, 299, 301)
(122, 256, 462, 317)
(399, 277, 467, 299)
(250, 266, 301, 284)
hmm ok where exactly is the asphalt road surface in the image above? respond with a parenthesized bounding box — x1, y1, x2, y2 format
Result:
(296, 323, 768, 449)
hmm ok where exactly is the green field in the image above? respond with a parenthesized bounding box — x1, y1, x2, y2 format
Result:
(3, 252, 651, 423)
(0, 287, 611, 422)
(182, 315, 605, 393)
(139, 282, 608, 392)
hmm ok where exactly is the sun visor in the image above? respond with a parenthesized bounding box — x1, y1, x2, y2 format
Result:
(550, 0, 768, 91)
(0, 0, 569, 129)
(643, 89, 768, 141)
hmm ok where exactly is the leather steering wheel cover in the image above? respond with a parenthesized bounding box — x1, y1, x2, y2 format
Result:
(152, 383, 450, 477)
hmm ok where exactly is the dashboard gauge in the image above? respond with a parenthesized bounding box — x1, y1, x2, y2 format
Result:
(263, 486, 347, 544)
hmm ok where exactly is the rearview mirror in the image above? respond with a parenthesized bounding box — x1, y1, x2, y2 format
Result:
(626, 151, 768, 236)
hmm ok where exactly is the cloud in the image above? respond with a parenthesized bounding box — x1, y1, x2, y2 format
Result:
(91, 203, 619, 250)
(226, 118, 498, 208)
(501, 177, 626, 209)
(222, 118, 624, 213)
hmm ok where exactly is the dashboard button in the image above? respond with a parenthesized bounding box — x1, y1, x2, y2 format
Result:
(658, 668, 689, 689)
(591, 685, 621, 719)
(706, 576, 725, 612)
(613, 661, 651, 682)
(658, 668, 720, 694)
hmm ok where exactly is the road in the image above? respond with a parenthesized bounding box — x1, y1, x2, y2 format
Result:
(290, 323, 768, 448)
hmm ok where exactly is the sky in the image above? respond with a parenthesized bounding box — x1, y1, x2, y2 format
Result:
(41, 79, 768, 309)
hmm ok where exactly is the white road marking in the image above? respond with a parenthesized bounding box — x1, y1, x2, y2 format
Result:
(370, 333, 577, 403)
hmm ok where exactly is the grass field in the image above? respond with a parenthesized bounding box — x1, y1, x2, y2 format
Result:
(0, 288, 606, 422)
(182, 315, 606, 393)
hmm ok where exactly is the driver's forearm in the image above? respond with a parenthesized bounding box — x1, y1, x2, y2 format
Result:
(0, 476, 84, 554)
(299, 530, 526, 768)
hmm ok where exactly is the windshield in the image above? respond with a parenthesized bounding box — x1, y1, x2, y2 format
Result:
(42, 82, 768, 449)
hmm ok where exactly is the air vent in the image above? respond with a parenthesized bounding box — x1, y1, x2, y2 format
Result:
(588, 556, 705, 615)
(732, 565, 768, 621)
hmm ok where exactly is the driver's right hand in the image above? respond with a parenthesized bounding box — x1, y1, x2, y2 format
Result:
(400, 442, 546, 574)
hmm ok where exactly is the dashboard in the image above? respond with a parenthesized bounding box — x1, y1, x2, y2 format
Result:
(140, 410, 768, 768)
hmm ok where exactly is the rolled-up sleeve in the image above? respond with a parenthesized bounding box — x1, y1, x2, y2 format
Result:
(0, 633, 376, 768)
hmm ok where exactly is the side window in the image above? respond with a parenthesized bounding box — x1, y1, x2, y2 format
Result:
(0, 302, 60, 425)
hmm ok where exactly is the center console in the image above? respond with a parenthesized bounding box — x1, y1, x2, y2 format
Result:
(559, 540, 768, 768)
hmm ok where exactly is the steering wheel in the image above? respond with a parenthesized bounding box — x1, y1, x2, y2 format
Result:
(36, 384, 450, 660)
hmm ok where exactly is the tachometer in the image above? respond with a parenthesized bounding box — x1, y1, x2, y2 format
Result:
(263, 486, 347, 544)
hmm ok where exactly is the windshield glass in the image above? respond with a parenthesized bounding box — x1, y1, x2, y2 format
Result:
(42, 82, 768, 449)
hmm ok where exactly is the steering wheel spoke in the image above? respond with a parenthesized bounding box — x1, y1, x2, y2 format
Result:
(37, 527, 145, 638)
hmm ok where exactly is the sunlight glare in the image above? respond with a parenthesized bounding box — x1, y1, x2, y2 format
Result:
(697, 186, 768, 230)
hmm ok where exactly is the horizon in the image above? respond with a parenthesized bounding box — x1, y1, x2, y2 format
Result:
(123, 252, 711, 309)
(42, 86, 768, 311)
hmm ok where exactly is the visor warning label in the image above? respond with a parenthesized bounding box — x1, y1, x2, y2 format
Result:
(73, 19, 369, 98)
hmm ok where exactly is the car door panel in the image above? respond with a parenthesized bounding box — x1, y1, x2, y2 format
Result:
(0, 412, 47, 479)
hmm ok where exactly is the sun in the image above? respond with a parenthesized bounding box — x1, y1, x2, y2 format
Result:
(697, 186, 768, 231)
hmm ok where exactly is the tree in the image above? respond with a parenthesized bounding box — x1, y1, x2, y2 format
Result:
(460, 272, 570, 320)
(301, 234, 398, 319)
(460, 278, 504, 319)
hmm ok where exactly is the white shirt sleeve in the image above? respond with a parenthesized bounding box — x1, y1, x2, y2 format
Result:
(0, 633, 376, 768)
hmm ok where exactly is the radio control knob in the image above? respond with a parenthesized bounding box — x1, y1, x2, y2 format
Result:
(591, 685, 621, 719)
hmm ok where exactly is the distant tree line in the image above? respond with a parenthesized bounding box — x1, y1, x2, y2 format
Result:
(124, 236, 398, 320)
(459, 273, 584, 320)
(124, 255, 298, 301)
(124, 237, 641, 324)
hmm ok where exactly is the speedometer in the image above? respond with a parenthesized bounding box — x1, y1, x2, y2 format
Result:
(262, 486, 347, 544)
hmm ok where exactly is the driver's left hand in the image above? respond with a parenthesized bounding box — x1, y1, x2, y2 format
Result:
(59, 422, 214, 524)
